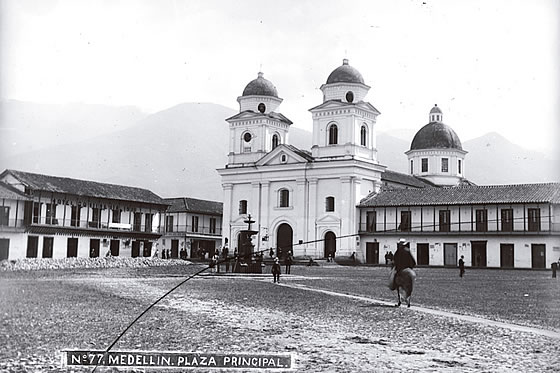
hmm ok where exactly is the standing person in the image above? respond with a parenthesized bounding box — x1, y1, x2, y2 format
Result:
(459, 255, 465, 277)
(152, 248, 159, 259)
(387, 251, 394, 266)
(222, 245, 229, 272)
(285, 251, 293, 274)
(213, 251, 220, 273)
(161, 248, 166, 259)
(269, 247, 274, 259)
(272, 257, 281, 283)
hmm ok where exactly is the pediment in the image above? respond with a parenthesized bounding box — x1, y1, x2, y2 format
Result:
(256, 145, 311, 166)
(315, 213, 342, 225)
(226, 110, 264, 121)
(309, 100, 346, 111)
(309, 100, 380, 115)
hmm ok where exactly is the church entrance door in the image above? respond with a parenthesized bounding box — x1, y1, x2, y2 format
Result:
(324, 231, 336, 259)
(276, 223, 293, 260)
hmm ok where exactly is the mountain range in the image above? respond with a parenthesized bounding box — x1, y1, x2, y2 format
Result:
(1, 100, 558, 202)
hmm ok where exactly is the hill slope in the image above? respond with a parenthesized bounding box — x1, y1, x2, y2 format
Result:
(1, 102, 557, 201)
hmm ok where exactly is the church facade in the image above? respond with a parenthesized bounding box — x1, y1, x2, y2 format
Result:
(218, 60, 386, 259)
(218, 60, 560, 268)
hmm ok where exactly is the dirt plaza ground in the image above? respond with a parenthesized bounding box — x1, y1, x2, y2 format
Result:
(1, 262, 559, 372)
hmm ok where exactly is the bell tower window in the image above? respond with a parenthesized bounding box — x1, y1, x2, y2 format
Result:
(272, 134, 279, 150)
(345, 91, 354, 103)
(258, 103, 266, 113)
(360, 125, 367, 146)
(328, 124, 338, 145)
(242, 132, 252, 153)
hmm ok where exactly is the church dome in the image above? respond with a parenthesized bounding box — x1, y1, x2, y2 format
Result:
(326, 59, 365, 84)
(410, 122, 463, 150)
(242, 72, 278, 98)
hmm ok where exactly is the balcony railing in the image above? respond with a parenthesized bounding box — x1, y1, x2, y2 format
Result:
(161, 224, 222, 236)
(0, 218, 27, 231)
(28, 217, 161, 233)
(358, 221, 560, 234)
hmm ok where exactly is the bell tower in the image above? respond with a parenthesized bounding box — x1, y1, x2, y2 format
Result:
(226, 72, 292, 167)
(309, 59, 380, 163)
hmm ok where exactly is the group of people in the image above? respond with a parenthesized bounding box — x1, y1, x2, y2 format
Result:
(153, 247, 188, 260)
(384, 251, 394, 265)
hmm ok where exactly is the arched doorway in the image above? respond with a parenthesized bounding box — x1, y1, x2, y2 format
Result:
(324, 231, 336, 259)
(276, 223, 293, 260)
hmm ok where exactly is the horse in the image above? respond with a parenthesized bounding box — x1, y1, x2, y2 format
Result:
(393, 267, 416, 307)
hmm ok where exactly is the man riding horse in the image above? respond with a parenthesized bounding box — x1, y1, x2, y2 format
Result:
(391, 238, 416, 307)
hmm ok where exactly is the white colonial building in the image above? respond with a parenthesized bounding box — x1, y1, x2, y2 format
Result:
(159, 197, 223, 259)
(357, 106, 560, 269)
(218, 61, 560, 268)
(358, 184, 560, 269)
(218, 60, 386, 259)
(0, 169, 168, 260)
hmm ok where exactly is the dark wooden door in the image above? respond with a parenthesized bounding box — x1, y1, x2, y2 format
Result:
(143, 241, 152, 257)
(417, 243, 429, 265)
(67, 238, 78, 257)
(324, 231, 336, 259)
(444, 243, 457, 266)
(171, 240, 179, 258)
(277, 224, 293, 260)
(110, 240, 120, 256)
(131, 241, 140, 257)
(531, 244, 546, 268)
(366, 242, 379, 264)
(0, 239, 9, 260)
(500, 244, 514, 268)
(90, 239, 100, 258)
(42, 237, 54, 258)
(471, 241, 487, 267)
(27, 236, 38, 258)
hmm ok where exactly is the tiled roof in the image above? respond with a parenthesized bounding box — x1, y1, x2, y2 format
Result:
(1, 169, 166, 205)
(284, 145, 314, 162)
(359, 182, 560, 207)
(0, 181, 31, 200)
(381, 170, 435, 189)
(165, 197, 223, 215)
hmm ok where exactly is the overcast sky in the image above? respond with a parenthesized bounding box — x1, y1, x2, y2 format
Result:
(1, 0, 558, 155)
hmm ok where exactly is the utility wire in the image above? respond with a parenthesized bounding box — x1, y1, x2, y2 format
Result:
(90, 212, 556, 371)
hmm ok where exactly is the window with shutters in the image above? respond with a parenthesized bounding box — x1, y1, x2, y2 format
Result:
(239, 200, 247, 215)
(279, 189, 290, 208)
(325, 197, 335, 212)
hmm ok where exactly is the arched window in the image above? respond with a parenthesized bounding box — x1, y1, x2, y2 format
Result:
(360, 125, 367, 146)
(328, 124, 338, 145)
(325, 196, 335, 212)
(239, 200, 247, 215)
(272, 134, 279, 150)
(242, 132, 252, 153)
(279, 189, 290, 207)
